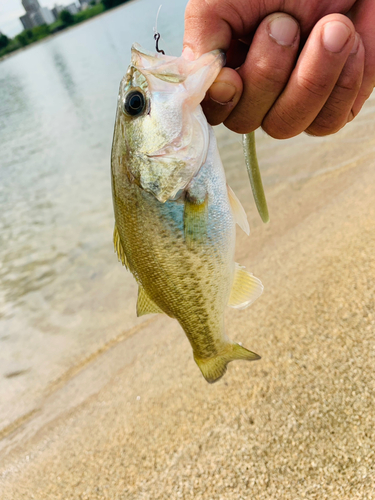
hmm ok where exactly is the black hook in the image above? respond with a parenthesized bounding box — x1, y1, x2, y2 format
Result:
(154, 32, 165, 55)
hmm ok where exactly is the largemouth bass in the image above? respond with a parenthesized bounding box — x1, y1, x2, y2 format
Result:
(111, 44, 264, 383)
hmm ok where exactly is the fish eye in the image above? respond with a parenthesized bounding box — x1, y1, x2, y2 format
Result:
(124, 90, 145, 117)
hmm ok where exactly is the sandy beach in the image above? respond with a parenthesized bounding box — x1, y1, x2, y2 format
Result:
(0, 91, 374, 498)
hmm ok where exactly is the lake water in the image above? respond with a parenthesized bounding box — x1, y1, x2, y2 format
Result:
(0, 0, 188, 433)
(3, 0, 372, 444)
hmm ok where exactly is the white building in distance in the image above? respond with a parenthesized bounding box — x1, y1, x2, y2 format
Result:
(19, 0, 61, 30)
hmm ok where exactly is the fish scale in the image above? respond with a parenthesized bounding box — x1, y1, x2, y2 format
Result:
(111, 44, 264, 383)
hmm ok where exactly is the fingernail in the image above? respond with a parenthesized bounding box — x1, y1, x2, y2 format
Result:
(208, 82, 236, 104)
(182, 46, 196, 61)
(269, 15, 299, 47)
(350, 33, 360, 54)
(323, 21, 351, 53)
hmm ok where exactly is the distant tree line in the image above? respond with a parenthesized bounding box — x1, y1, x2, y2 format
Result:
(0, 0, 132, 59)
(0, 33, 9, 50)
(102, 0, 128, 8)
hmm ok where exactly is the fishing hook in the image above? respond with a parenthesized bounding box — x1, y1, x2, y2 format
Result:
(154, 32, 165, 55)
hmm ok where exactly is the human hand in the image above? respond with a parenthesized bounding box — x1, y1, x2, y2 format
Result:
(183, 0, 375, 138)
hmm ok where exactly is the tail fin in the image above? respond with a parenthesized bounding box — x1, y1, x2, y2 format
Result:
(194, 343, 260, 384)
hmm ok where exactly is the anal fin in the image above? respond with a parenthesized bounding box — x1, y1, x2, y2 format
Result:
(137, 286, 163, 317)
(228, 263, 263, 310)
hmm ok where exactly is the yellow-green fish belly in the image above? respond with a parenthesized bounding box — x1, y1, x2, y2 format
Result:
(112, 140, 235, 359)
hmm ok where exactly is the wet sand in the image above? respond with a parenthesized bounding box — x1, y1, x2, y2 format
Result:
(1, 93, 374, 498)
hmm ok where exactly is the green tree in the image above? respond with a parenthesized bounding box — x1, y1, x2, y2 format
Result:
(102, 0, 127, 10)
(15, 32, 29, 47)
(32, 25, 50, 40)
(59, 10, 75, 26)
(24, 29, 33, 41)
(0, 34, 9, 50)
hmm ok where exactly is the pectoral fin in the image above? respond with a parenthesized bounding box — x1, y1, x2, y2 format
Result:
(184, 195, 208, 250)
(227, 185, 250, 235)
(195, 343, 260, 383)
(113, 225, 129, 269)
(137, 286, 163, 317)
(228, 263, 263, 310)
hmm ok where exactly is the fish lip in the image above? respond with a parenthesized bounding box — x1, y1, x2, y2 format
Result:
(132, 42, 163, 59)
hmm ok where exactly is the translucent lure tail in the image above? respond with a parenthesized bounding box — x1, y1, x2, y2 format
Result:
(195, 343, 260, 384)
(242, 131, 269, 223)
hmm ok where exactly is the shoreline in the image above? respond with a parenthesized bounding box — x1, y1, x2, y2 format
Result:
(0, 2, 134, 64)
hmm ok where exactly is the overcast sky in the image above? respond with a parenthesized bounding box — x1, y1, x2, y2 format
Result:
(0, 0, 74, 37)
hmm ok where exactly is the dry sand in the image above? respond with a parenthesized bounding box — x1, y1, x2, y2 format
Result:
(1, 93, 374, 498)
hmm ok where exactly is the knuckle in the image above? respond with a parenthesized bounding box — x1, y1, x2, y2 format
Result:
(306, 104, 344, 136)
(251, 61, 291, 94)
(202, 102, 230, 127)
(298, 74, 331, 98)
(325, 91, 354, 114)
(307, 68, 363, 136)
(307, 104, 348, 136)
(352, 84, 374, 117)
(335, 70, 362, 95)
(224, 103, 261, 133)
(307, 117, 343, 137)
(224, 116, 258, 134)
(359, 85, 374, 103)
(262, 105, 300, 139)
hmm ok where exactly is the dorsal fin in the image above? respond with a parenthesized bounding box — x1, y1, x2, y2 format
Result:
(113, 225, 129, 269)
(227, 185, 250, 235)
(228, 263, 263, 310)
(137, 286, 163, 317)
